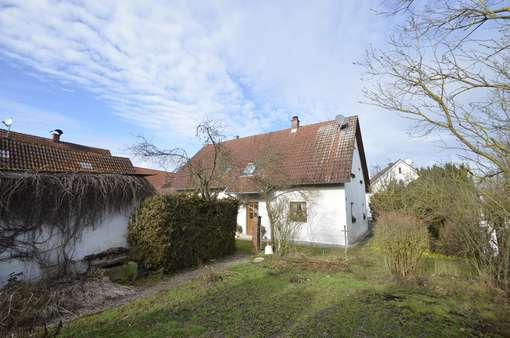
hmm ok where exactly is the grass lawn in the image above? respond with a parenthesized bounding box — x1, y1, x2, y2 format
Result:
(59, 240, 510, 337)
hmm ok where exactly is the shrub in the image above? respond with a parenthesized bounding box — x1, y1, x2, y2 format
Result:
(375, 211, 429, 279)
(370, 164, 478, 254)
(128, 194, 239, 272)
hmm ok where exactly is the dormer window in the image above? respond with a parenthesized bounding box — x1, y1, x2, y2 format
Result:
(79, 162, 93, 170)
(242, 162, 256, 176)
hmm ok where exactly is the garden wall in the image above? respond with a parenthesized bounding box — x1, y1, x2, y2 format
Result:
(0, 208, 134, 287)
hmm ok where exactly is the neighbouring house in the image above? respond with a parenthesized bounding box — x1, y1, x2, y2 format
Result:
(366, 159, 418, 220)
(134, 167, 175, 193)
(0, 128, 153, 286)
(172, 115, 370, 247)
(370, 159, 418, 193)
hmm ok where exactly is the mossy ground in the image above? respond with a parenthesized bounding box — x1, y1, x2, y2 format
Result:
(59, 240, 510, 337)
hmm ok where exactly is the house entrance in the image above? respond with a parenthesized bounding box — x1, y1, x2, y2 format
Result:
(246, 202, 259, 236)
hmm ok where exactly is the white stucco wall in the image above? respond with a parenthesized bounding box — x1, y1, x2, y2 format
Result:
(232, 186, 348, 246)
(0, 208, 133, 286)
(344, 139, 369, 243)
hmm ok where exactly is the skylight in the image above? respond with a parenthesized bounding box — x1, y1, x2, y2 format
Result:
(242, 162, 256, 176)
(79, 162, 93, 170)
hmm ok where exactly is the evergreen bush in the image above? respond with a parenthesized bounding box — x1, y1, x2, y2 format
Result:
(128, 194, 239, 272)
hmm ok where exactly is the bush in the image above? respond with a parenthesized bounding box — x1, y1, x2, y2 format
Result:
(370, 164, 478, 254)
(128, 194, 239, 272)
(375, 212, 429, 279)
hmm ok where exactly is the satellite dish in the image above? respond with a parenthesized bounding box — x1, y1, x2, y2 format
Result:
(2, 117, 13, 128)
(335, 114, 345, 125)
(335, 114, 349, 129)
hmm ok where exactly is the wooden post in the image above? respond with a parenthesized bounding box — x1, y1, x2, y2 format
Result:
(257, 216, 261, 250)
(252, 216, 261, 253)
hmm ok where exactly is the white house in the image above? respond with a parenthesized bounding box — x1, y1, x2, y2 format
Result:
(172, 115, 370, 247)
(365, 159, 418, 220)
(370, 159, 418, 193)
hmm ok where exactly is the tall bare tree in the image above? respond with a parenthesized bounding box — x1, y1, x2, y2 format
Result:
(132, 120, 230, 200)
(364, 0, 510, 289)
(363, 0, 509, 177)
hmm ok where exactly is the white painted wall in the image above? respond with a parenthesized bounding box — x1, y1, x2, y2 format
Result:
(231, 186, 348, 246)
(0, 208, 133, 287)
(344, 139, 370, 243)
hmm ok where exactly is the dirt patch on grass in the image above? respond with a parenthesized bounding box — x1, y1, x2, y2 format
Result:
(1, 276, 135, 337)
(276, 255, 350, 273)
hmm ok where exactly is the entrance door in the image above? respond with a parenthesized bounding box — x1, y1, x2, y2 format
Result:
(246, 202, 259, 237)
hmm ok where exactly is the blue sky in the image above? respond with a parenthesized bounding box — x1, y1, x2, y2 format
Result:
(0, 0, 459, 172)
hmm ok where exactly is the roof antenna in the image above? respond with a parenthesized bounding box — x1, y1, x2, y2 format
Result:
(2, 117, 13, 137)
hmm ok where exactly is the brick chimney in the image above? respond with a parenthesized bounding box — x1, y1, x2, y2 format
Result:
(291, 116, 300, 133)
(51, 129, 63, 143)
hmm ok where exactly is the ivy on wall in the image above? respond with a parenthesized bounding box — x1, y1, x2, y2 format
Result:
(0, 171, 154, 275)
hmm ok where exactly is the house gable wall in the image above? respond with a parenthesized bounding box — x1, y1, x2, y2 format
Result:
(372, 160, 418, 193)
(345, 139, 370, 243)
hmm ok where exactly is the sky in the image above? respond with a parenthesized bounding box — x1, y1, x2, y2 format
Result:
(0, 0, 460, 173)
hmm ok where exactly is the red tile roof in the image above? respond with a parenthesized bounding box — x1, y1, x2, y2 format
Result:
(134, 167, 175, 191)
(172, 116, 370, 193)
(0, 129, 137, 174)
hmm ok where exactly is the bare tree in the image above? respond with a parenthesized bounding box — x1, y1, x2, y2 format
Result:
(364, 0, 510, 289)
(363, 0, 510, 177)
(132, 120, 230, 200)
(245, 139, 314, 256)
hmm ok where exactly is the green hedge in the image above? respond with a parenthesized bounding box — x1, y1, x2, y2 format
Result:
(128, 194, 239, 272)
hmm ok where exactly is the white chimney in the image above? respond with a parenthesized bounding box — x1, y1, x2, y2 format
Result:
(291, 116, 300, 133)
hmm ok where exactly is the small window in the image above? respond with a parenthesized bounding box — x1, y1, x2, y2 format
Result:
(289, 202, 307, 222)
(79, 162, 93, 170)
(351, 173, 355, 178)
(224, 165, 232, 173)
(398, 167, 402, 174)
(0, 149, 9, 159)
(242, 162, 256, 176)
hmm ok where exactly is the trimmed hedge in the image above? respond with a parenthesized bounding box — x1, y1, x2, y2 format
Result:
(128, 194, 239, 272)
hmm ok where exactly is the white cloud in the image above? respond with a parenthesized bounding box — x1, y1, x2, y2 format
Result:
(0, 0, 460, 168)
